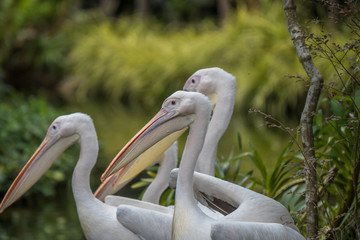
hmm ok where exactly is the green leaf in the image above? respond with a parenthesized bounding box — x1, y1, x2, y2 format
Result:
(331, 100, 346, 118)
(355, 89, 360, 111)
(237, 171, 253, 185)
(230, 152, 252, 161)
(249, 143, 267, 184)
(269, 142, 293, 184)
(237, 132, 242, 150)
(131, 181, 150, 189)
(160, 189, 175, 206)
(146, 170, 157, 178)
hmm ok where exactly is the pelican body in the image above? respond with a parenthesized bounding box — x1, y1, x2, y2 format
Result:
(0, 113, 158, 239)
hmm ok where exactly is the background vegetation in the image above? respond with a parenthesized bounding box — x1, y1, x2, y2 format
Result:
(0, 0, 359, 239)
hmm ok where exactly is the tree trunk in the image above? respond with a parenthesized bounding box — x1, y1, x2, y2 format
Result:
(100, 0, 118, 16)
(135, 0, 147, 18)
(217, 0, 230, 23)
(282, 0, 324, 239)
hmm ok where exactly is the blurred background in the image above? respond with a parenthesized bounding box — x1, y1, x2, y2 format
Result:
(0, 0, 355, 239)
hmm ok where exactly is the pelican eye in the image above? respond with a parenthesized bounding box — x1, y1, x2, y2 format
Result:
(191, 78, 196, 84)
(49, 123, 60, 135)
(171, 100, 176, 105)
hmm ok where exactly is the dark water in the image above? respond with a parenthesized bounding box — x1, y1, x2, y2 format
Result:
(0, 103, 290, 239)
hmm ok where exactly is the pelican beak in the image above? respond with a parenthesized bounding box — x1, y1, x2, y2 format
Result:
(101, 107, 193, 182)
(95, 126, 185, 198)
(94, 164, 130, 200)
(94, 172, 115, 200)
(0, 133, 79, 213)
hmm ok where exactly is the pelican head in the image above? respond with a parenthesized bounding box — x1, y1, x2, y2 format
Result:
(183, 67, 236, 107)
(0, 113, 93, 213)
(101, 91, 211, 182)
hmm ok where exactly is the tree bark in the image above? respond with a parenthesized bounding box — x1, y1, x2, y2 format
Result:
(100, 0, 118, 16)
(282, 0, 324, 239)
(217, 0, 230, 23)
(135, 0, 148, 18)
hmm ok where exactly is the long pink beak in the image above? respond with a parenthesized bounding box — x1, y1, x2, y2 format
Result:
(0, 134, 78, 213)
(101, 109, 169, 181)
(100, 106, 192, 188)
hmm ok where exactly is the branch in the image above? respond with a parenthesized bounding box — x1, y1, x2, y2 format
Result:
(351, 120, 360, 237)
(282, 1, 324, 239)
(300, 165, 338, 224)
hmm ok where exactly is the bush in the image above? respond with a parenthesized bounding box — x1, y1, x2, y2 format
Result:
(0, 82, 78, 198)
(65, 2, 314, 118)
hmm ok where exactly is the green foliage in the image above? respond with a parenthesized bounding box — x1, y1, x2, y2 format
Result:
(226, 132, 306, 220)
(244, 4, 360, 238)
(214, 151, 254, 188)
(0, 82, 77, 197)
(65, 2, 311, 118)
(0, 193, 83, 240)
(214, 133, 254, 187)
(304, 10, 360, 237)
(312, 95, 360, 238)
(0, 0, 82, 86)
(245, 142, 304, 200)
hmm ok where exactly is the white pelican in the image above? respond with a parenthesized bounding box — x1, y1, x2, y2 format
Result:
(183, 67, 236, 176)
(0, 113, 173, 240)
(105, 91, 305, 239)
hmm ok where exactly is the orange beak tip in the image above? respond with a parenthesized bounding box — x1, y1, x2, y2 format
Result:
(100, 174, 106, 182)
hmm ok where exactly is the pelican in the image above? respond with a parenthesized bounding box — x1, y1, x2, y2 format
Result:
(0, 113, 174, 239)
(183, 67, 236, 176)
(98, 68, 236, 238)
(100, 67, 236, 206)
(105, 91, 305, 239)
